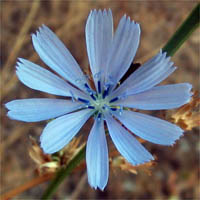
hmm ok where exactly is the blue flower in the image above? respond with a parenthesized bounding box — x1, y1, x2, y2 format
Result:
(6, 9, 192, 190)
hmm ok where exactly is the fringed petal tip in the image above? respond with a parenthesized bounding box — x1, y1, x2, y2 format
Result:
(169, 132, 185, 147)
(131, 156, 155, 167)
(4, 102, 10, 110)
(5, 102, 19, 121)
(5, 101, 16, 119)
(6, 111, 12, 118)
(121, 14, 140, 27)
(89, 184, 106, 191)
(6, 111, 17, 121)
(30, 24, 48, 35)
(17, 57, 25, 63)
(31, 32, 36, 41)
(89, 8, 111, 13)
(186, 83, 193, 91)
(157, 126, 184, 147)
(88, 9, 140, 28)
(187, 83, 193, 100)
(88, 8, 112, 20)
(178, 82, 193, 104)
(16, 58, 26, 70)
(36, 24, 52, 36)
(6, 111, 28, 122)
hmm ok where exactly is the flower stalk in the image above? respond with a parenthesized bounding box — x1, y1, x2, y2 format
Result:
(163, 3, 200, 56)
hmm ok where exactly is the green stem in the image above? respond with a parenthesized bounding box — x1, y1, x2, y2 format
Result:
(163, 3, 200, 56)
(41, 145, 86, 199)
(41, 4, 200, 199)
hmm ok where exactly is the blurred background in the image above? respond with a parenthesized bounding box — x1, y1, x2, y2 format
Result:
(1, 1, 199, 199)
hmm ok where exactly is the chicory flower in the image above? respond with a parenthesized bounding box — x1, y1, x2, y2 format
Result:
(5, 9, 192, 190)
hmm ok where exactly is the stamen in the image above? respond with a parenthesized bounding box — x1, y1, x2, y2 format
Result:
(103, 85, 110, 98)
(109, 97, 119, 103)
(90, 93, 96, 100)
(103, 75, 117, 98)
(98, 81, 101, 94)
(84, 83, 90, 90)
(84, 83, 97, 100)
(97, 113, 102, 120)
(111, 107, 117, 111)
(77, 98, 90, 104)
(87, 106, 95, 109)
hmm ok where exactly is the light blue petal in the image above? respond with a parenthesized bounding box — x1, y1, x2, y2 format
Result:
(86, 119, 108, 190)
(16, 58, 88, 99)
(113, 110, 183, 145)
(32, 25, 88, 90)
(5, 98, 83, 122)
(105, 113, 154, 165)
(115, 83, 192, 110)
(40, 109, 94, 154)
(112, 51, 176, 98)
(105, 15, 140, 89)
(86, 9, 113, 88)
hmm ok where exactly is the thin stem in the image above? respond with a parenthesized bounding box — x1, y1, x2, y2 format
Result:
(163, 3, 200, 56)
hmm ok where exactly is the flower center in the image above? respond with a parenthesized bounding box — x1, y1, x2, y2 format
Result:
(91, 94, 109, 113)
(75, 80, 123, 119)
